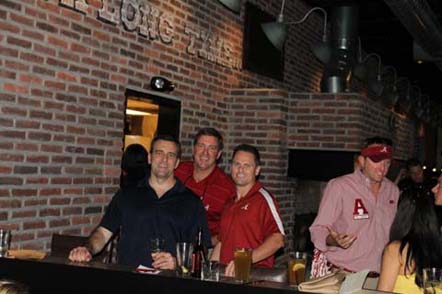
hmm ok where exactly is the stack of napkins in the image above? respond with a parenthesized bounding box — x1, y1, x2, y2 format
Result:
(298, 270, 348, 294)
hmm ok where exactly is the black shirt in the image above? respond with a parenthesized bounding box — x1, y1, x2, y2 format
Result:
(100, 179, 211, 266)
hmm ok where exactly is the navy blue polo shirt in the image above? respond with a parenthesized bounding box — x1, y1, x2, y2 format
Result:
(100, 179, 211, 267)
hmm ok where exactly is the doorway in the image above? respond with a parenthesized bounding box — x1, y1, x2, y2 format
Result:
(124, 89, 181, 152)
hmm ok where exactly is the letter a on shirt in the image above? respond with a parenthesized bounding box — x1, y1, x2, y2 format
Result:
(353, 198, 369, 220)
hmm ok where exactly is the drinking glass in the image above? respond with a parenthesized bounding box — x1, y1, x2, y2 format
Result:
(287, 251, 307, 287)
(423, 268, 442, 294)
(0, 229, 11, 258)
(234, 248, 252, 283)
(202, 260, 220, 281)
(176, 242, 193, 276)
(150, 238, 165, 253)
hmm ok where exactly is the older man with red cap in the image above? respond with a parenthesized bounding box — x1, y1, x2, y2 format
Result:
(310, 137, 399, 278)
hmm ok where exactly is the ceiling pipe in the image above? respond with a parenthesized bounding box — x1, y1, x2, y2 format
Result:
(383, 0, 442, 70)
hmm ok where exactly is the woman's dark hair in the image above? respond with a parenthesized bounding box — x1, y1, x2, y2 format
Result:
(389, 188, 442, 287)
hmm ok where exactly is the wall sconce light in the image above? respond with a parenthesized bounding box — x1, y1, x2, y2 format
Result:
(261, 0, 329, 63)
(217, 0, 241, 13)
(150, 76, 175, 92)
(353, 46, 383, 96)
(382, 66, 399, 107)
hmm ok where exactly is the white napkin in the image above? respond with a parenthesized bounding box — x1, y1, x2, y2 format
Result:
(135, 265, 160, 275)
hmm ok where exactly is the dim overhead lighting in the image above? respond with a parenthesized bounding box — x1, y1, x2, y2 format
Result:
(150, 76, 175, 92)
(261, 0, 329, 62)
(432, 168, 437, 173)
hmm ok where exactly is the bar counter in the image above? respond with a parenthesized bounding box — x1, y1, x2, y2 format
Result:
(0, 256, 298, 294)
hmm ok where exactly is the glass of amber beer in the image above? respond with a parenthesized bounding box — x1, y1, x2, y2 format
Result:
(234, 248, 253, 283)
(287, 251, 307, 287)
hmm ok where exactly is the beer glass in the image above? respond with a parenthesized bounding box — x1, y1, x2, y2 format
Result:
(287, 251, 307, 287)
(150, 238, 165, 253)
(201, 260, 220, 281)
(234, 248, 252, 283)
(0, 229, 11, 258)
(423, 268, 442, 294)
(176, 242, 193, 276)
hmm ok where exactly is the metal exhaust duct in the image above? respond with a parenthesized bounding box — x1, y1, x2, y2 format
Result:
(320, 5, 359, 93)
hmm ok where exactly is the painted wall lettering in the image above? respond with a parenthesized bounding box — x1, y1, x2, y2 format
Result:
(57, 0, 241, 70)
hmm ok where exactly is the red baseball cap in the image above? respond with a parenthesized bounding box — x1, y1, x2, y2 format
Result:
(361, 145, 393, 163)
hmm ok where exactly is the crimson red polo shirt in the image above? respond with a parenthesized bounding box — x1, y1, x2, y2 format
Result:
(218, 181, 285, 268)
(175, 161, 235, 236)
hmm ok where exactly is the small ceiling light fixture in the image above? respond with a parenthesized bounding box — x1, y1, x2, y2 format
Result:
(261, 0, 329, 62)
(217, 0, 241, 13)
(150, 76, 175, 92)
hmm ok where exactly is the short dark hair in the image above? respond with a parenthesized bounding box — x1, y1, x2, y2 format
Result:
(232, 144, 261, 166)
(363, 137, 393, 148)
(150, 135, 181, 159)
(405, 158, 422, 170)
(193, 127, 223, 150)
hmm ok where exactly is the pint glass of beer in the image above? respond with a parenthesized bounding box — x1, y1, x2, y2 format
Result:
(234, 248, 252, 283)
(287, 251, 307, 286)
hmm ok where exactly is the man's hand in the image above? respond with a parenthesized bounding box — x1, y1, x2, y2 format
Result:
(69, 246, 92, 262)
(151, 252, 176, 270)
(326, 226, 357, 249)
(224, 260, 235, 277)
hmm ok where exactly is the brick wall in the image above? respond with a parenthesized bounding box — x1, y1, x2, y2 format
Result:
(0, 0, 416, 253)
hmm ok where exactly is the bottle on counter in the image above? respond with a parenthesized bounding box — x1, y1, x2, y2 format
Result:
(191, 226, 206, 278)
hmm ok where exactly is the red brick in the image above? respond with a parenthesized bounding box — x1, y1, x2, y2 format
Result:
(39, 208, 61, 217)
(23, 221, 46, 230)
(0, 199, 21, 208)
(0, 22, 20, 34)
(49, 218, 70, 227)
(11, 189, 38, 197)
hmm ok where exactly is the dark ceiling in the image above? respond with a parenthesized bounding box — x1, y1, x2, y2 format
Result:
(304, 0, 442, 103)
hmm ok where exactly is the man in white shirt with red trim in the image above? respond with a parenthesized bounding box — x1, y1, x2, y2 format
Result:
(211, 144, 285, 276)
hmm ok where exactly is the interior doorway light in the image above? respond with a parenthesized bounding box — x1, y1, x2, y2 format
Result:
(126, 109, 154, 116)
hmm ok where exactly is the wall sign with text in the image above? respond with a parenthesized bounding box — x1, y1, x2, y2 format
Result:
(57, 0, 242, 70)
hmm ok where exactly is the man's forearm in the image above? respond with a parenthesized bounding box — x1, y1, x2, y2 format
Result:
(86, 226, 112, 255)
(251, 233, 284, 264)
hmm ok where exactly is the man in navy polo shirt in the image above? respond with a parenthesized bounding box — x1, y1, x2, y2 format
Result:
(69, 135, 211, 269)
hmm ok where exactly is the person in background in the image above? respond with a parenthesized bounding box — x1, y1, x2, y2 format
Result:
(69, 135, 211, 269)
(120, 144, 149, 188)
(432, 175, 442, 205)
(377, 188, 442, 293)
(394, 158, 429, 192)
(211, 144, 285, 276)
(175, 127, 235, 246)
(310, 137, 400, 277)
